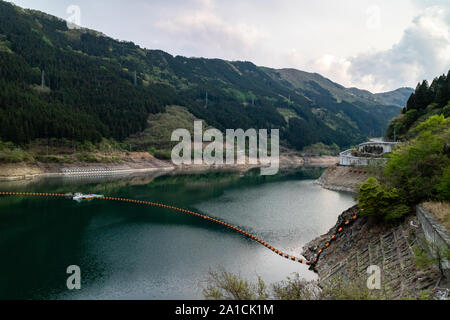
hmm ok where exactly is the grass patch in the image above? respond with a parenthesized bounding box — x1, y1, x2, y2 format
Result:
(422, 201, 450, 232)
(0, 141, 34, 163)
(31, 84, 51, 94)
(277, 108, 300, 122)
(76, 152, 100, 163)
(301, 142, 340, 156)
(125, 105, 210, 153)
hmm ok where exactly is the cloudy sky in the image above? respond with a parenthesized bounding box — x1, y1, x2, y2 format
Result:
(8, 0, 450, 92)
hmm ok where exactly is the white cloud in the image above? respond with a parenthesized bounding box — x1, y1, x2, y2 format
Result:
(312, 5, 450, 92)
(10, 0, 448, 92)
(312, 55, 352, 84)
(155, 0, 266, 60)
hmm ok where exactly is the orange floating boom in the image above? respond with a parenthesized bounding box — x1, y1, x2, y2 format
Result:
(0, 192, 363, 267)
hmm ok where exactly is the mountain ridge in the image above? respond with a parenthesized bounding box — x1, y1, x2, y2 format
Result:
(0, 0, 408, 153)
(264, 68, 413, 108)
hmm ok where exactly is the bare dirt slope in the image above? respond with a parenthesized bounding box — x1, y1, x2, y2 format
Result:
(316, 164, 368, 193)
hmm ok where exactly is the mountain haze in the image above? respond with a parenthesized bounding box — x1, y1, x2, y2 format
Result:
(263, 68, 412, 108)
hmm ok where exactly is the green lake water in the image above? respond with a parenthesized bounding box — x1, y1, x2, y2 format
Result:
(0, 168, 355, 299)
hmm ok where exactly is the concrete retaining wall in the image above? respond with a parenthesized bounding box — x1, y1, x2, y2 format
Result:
(416, 205, 450, 270)
(339, 149, 387, 166)
(339, 141, 398, 167)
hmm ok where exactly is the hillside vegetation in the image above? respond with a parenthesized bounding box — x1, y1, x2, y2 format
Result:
(124, 106, 208, 159)
(0, 1, 408, 157)
(359, 71, 450, 222)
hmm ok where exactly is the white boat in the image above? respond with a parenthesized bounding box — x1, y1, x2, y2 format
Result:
(73, 193, 104, 202)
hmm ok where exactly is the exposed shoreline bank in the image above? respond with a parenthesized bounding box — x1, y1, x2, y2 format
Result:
(0, 154, 338, 182)
(315, 164, 369, 193)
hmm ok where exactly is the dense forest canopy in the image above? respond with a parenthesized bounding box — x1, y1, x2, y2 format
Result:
(0, 1, 406, 151)
(387, 70, 450, 140)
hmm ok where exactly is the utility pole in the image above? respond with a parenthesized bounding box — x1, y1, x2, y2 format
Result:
(72, 128, 76, 154)
(394, 127, 396, 142)
(205, 91, 208, 108)
(134, 71, 137, 86)
(41, 70, 45, 88)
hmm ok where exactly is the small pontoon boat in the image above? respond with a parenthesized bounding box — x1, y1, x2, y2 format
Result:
(72, 193, 104, 202)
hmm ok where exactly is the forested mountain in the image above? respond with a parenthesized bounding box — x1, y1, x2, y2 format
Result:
(0, 1, 406, 151)
(263, 68, 413, 108)
(374, 88, 415, 108)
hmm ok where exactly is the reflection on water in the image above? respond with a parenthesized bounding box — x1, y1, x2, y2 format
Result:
(0, 168, 355, 300)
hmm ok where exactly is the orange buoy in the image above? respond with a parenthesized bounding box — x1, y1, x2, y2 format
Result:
(338, 227, 343, 232)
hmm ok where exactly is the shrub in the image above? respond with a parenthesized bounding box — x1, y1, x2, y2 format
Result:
(76, 152, 99, 163)
(80, 140, 95, 152)
(357, 177, 411, 221)
(203, 270, 393, 300)
(203, 270, 269, 300)
(384, 115, 450, 204)
(272, 274, 321, 300)
(0, 140, 34, 163)
(148, 147, 172, 160)
(443, 102, 450, 118)
(35, 155, 63, 163)
(412, 114, 449, 136)
(319, 277, 390, 300)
